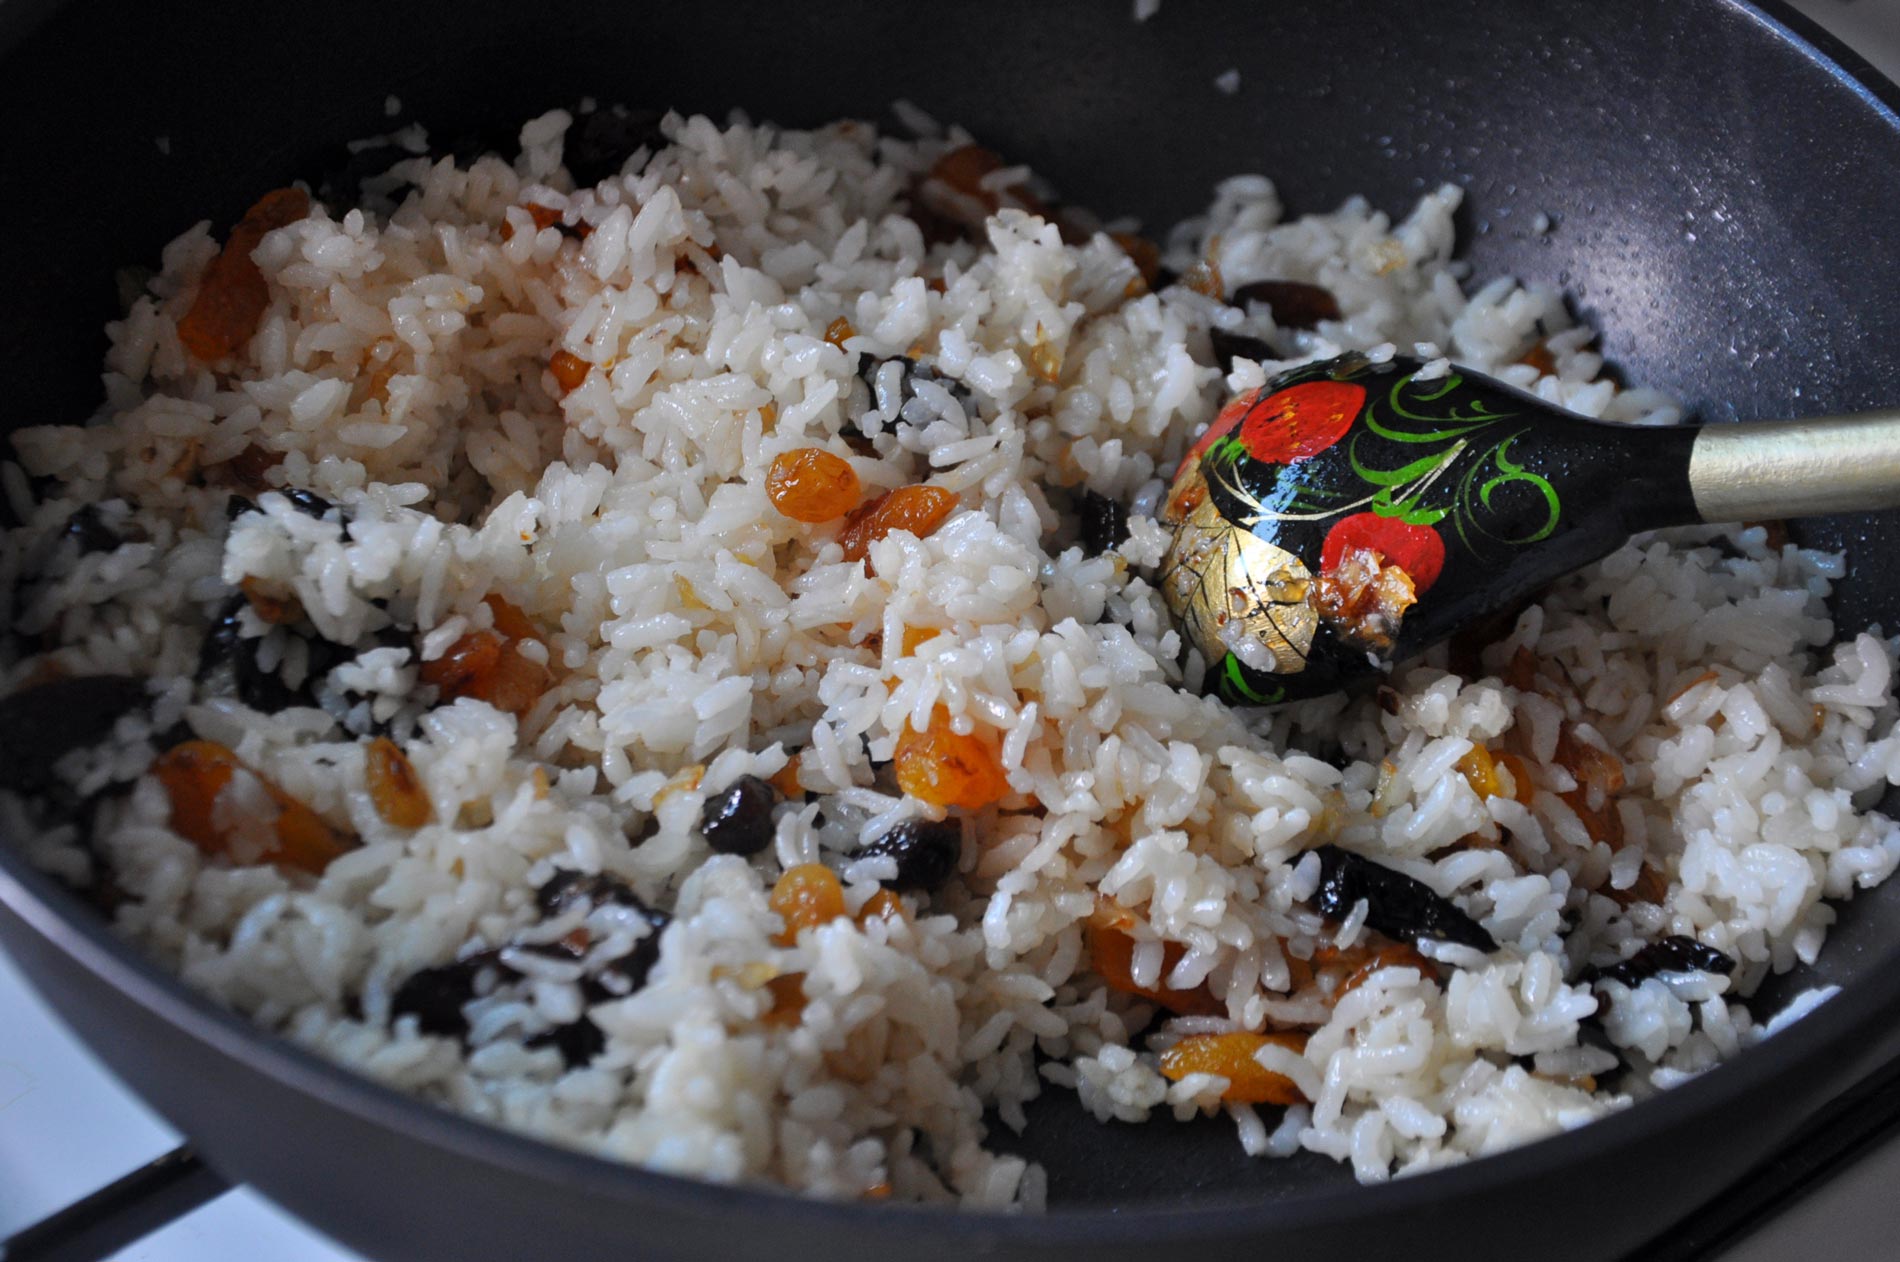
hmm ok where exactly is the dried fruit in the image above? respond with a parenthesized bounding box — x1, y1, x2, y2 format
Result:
(1495, 752, 1537, 805)
(1111, 232, 1162, 287)
(1229, 280, 1342, 330)
(1208, 327, 1280, 375)
(62, 505, 123, 555)
(178, 187, 311, 362)
(1078, 490, 1128, 557)
(894, 709, 1009, 810)
(534, 869, 670, 997)
(1336, 942, 1436, 999)
(240, 577, 303, 626)
(1587, 935, 1735, 987)
(1158, 1031, 1307, 1104)
(151, 739, 354, 875)
(767, 448, 861, 523)
(390, 950, 503, 1038)
(549, 349, 591, 395)
(762, 972, 807, 1026)
(837, 484, 958, 570)
(855, 354, 974, 421)
(1309, 844, 1496, 952)
(1518, 339, 1558, 376)
(365, 737, 432, 829)
(857, 889, 907, 926)
(824, 316, 854, 349)
(1084, 908, 1223, 1016)
(1455, 745, 1502, 800)
(770, 863, 846, 944)
(700, 774, 779, 856)
(526, 1016, 606, 1067)
(419, 596, 552, 721)
(922, 144, 1052, 229)
(850, 818, 962, 892)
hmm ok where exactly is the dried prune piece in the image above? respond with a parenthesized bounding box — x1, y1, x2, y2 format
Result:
(1208, 327, 1280, 375)
(0, 675, 147, 792)
(1078, 489, 1127, 557)
(565, 105, 667, 187)
(280, 488, 335, 519)
(1229, 280, 1342, 329)
(197, 591, 352, 713)
(62, 505, 122, 555)
(700, 775, 779, 856)
(1309, 844, 1496, 952)
(526, 1016, 607, 1068)
(1587, 935, 1736, 987)
(389, 949, 504, 1039)
(851, 818, 962, 893)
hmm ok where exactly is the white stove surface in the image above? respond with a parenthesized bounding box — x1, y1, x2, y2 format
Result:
(3, 3, 1897, 1258)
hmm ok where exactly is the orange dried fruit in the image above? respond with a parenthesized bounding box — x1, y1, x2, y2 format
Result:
(1455, 745, 1502, 799)
(152, 739, 354, 875)
(823, 316, 854, 349)
(239, 577, 303, 626)
(762, 972, 807, 1026)
(1495, 752, 1537, 804)
(767, 448, 861, 523)
(549, 349, 591, 396)
(177, 187, 311, 363)
(418, 596, 551, 721)
(1336, 943, 1435, 1000)
(837, 484, 958, 570)
(894, 707, 1009, 810)
(770, 863, 846, 945)
(365, 737, 432, 829)
(856, 888, 907, 927)
(1158, 1031, 1308, 1104)
(1084, 909, 1224, 1017)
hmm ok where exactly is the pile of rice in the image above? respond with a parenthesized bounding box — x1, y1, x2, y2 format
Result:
(5, 104, 1899, 1208)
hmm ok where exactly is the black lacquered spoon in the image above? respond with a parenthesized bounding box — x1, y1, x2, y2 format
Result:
(1159, 351, 1900, 704)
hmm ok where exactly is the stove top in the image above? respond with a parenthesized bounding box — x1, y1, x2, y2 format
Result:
(2, 2, 1896, 1258)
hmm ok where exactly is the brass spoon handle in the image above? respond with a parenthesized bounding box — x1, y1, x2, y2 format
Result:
(1688, 410, 1900, 521)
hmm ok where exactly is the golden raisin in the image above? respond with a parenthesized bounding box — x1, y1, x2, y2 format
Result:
(768, 755, 803, 800)
(152, 739, 353, 875)
(837, 484, 958, 570)
(1455, 745, 1502, 799)
(1159, 1031, 1307, 1104)
(418, 597, 551, 721)
(894, 708, 1009, 810)
(762, 972, 807, 1026)
(365, 737, 432, 829)
(178, 187, 311, 363)
(1084, 906, 1223, 1017)
(1028, 327, 1062, 384)
(1111, 232, 1162, 287)
(770, 863, 846, 945)
(549, 349, 590, 395)
(823, 317, 854, 349)
(1518, 339, 1558, 376)
(856, 888, 907, 927)
(767, 448, 861, 523)
(899, 625, 938, 656)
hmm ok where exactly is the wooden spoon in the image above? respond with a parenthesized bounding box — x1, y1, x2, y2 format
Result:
(1159, 352, 1900, 703)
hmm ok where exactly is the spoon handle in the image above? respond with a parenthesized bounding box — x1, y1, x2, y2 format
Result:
(1689, 410, 1900, 521)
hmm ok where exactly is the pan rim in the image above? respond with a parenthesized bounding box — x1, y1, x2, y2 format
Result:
(1, 0, 1898, 1245)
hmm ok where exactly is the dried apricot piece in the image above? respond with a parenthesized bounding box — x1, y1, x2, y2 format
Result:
(1336, 943, 1435, 1000)
(770, 863, 846, 945)
(856, 889, 907, 926)
(837, 484, 958, 570)
(1455, 745, 1501, 799)
(1495, 752, 1537, 805)
(767, 448, 861, 523)
(894, 707, 1009, 810)
(419, 596, 552, 721)
(178, 188, 311, 363)
(365, 737, 432, 829)
(762, 972, 807, 1026)
(1159, 1031, 1307, 1104)
(823, 317, 854, 349)
(152, 739, 353, 875)
(1084, 906, 1224, 1017)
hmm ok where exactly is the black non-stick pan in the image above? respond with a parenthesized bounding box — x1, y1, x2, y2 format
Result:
(3, 2, 1900, 1259)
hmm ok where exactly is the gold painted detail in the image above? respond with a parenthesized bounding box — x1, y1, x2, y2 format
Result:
(1160, 480, 1317, 676)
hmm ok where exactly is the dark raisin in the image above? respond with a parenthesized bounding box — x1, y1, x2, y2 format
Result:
(1309, 844, 1496, 952)
(1208, 327, 1280, 375)
(1229, 280, 1342, 329)
(855, 354, 975, 422)
(852, 818, 962, 892)
(389, 949, 503, 1039)
(1586, 935, 1736, 988)
(535, 868, 670, 996)
(62, 505, 122, 555)
(565, 106, 667, 187)
(199, 577, 362, 714)
(225, 494, 259, 522)
(700, 775, 779, 856)
(1078, 489, 1127, 557)
(280, 488, 335, 519)
(526, 1016, 606, 1068)
(0, 675, 147, 792)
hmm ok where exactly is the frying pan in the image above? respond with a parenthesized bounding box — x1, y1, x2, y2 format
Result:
(2, 1, 1899, 1258)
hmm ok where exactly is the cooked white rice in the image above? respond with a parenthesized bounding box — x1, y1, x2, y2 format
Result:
(5, 104, 1898, 1209)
